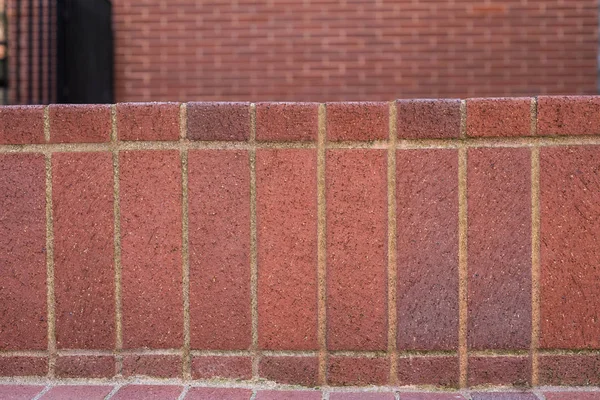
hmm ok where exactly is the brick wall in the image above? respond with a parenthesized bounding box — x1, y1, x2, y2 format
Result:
(112, 0, 598, 102)
(1, 97, 600, 388)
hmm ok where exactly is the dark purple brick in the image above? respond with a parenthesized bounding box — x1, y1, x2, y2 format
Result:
(396, 149, 458, 351)
(468, 356, 531, 386)
(55, 356, 115, 378)
(544, 393, 600, 400)
(49, 104, 111, 143)
(256, 102, 318, 141)
(0, 105, 45, 144)
(397, 99, 461, 139)
(0, 154, 47, 350)
(467, 148, 531, 350)
(187, 102, 250, 141)
(0, 357, 47, 376)
(397, 356, 459, 387)
(117, 102, 181, 141)
(539, 355, 600, 386)
(327, 356, 389, 386)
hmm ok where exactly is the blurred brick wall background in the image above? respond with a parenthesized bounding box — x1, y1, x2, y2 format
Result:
(112, 0, 598, 102)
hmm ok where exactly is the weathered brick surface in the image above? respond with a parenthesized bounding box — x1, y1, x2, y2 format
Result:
(327, 356, 390, 386)
(49, 104, 112, 143)
(326, 150, 388, 351)
(255, 391, 322, 400)
(257, 149, 318, 350)
(187, 102, 250, 141)
(256, 102, 318, 141)
(466, 98, 532, 137)
(326, 102, 389, 141)
(540, 146, 600, 349)
(188, 150, 251, 350)
(467, 148, 531, 350)
(0, 357, 47, 376)
(112, 385, 183, 400)
(396, 149, 459, 351)
(120, 150, 183, 349)
(122, 355, 182, 378)
(41, 386, 114, 400)
(538, 96, 600, 136)
(0, 154, 47, 350)
(0, 385, 45, 400)
(397, 99, 461, 139)
(544, 393, 600, 400)
(468, 356, 531, 387)
(330, 394, 395, 400)
(55, 356, 115, 378)
(52, 152, 114, 350)
(190, 356, 252, 380)
(185, 388, 253, 400)
(397, 356, 459, 387)
(471, 394, 538, 400)
(0, 105, 44, 144)
(397, 395, 466, 400)
(538, 355, 600, 386)
(117, 102, 181, 141)
(259, 356, 319, 386)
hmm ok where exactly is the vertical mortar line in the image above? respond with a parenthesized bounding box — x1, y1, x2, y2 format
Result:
(44, 106, 50, 142)
(458, 99, 468, 388)
(531, 97, 541, 386)
(45, 148, 56, 378)
(111, 104, 123, 376)
(387, 101, 398, 385)
(249, 103, 259, 379)
(317, 103, 327, 385)
(180, 103, 191, 380)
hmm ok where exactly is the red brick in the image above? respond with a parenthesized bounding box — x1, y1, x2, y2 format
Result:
(467, 148, 531, 350)
(122, 355, 181, 378)
(256, 102, 318, 141)
(117, 102, 180, 141)
(0, 385, 45, 400)
(255, 391, 322, 400)
(0, 357, 47, 376)
(466, 98, 532, 137)
(537, 96, 600, 136)
(396, 99, 461, 139)
(0, 105, 44, 144)
(0, 154, 46, 350)
(468, 356, 531, 386)
(185, 388, 252, 400)
(396, 149, 458, 351)
(330, 394, 395, 400)
(52, 152, 114, 349)
(120, 150, 182, 349)
(257, 149, 318, 350)
(471, 394, 538, 400)
(55, 356, 115, 378)
(190, 356, 252, 380)
(327, 356, 389, 386)
(187, 102, 250, 141)
(539, 147, 600, 349)
(259, 356, 318, 386)
(326, 150, 388, 351)
(538, 355, 600, 386)
(49, 104, 111, 143)
(396, 395, 467, 400)
(112, 385, 183, 400)
(396, 356, 459, 387)
(188, 150, 251, 350)
(544, 393, 600, 400)
(326, 102, 388, 141)
(41, 386, 114, 400)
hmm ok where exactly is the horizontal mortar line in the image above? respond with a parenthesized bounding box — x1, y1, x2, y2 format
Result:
(468, 350, 530, 357)
(328, 350, 389, 358)
(396, 350, 458, 358)
(538, 348, 600, 356)
(0, 350, 48, 357)
(5, 135, 600, 153)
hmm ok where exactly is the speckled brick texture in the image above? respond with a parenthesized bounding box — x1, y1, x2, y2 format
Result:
(2, 98, 600, 388)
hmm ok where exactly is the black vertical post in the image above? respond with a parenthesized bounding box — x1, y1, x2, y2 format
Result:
(55, 0, 64, 103)
(27, 0, 33, 103)
(15, 0, 21, 103)
(38, 0, 43, 103)
(48, 0, 53, 103)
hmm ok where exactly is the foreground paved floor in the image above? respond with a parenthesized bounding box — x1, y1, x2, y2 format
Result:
(1, 384, 600, 400)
